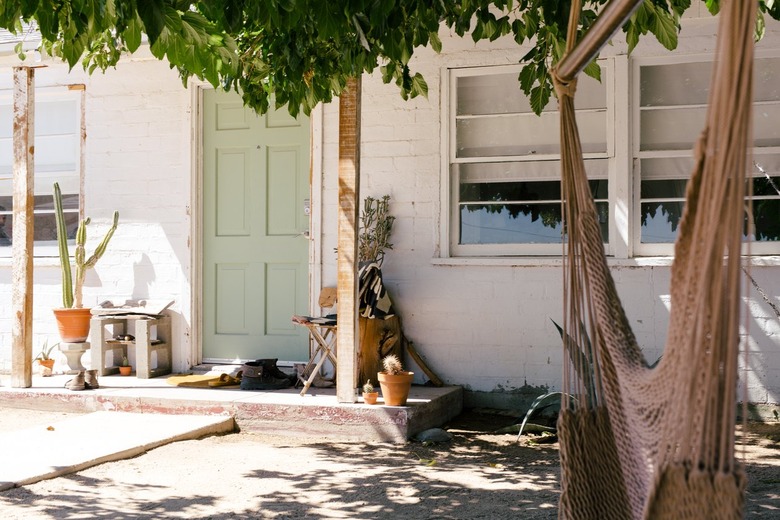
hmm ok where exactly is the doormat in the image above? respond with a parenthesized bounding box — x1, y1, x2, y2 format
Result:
(166, 374, 223, 388)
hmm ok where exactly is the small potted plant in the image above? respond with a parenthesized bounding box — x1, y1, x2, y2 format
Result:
(118, 356, 132, 376)
(52, 182, 119, 343)
(377, 354, 414, 406)
(34, 340, 57, 375)
(362, 379, 379, 405)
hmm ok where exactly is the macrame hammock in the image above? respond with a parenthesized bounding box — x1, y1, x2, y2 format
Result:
(554, 0, 754, 518)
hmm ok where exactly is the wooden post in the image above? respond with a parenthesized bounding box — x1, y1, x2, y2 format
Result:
(336, 76, 361, 403)
(11, 66, 36, 388)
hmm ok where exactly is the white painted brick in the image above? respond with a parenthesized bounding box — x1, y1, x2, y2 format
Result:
(2, 15, 779, 406)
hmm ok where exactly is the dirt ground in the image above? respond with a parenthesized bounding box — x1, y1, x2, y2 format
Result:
(0, 407, 778, 519)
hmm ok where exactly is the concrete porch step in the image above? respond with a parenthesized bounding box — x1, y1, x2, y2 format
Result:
(0, 373, 463, 443)
(0, 411, 235, 491)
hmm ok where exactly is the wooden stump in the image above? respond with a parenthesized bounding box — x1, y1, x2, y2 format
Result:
(358, 315, 405, 386)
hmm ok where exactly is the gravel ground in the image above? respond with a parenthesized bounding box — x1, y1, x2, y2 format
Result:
(0, 407, 778, 519)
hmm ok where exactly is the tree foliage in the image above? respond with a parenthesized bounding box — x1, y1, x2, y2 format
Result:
(1, 1, 778, 116)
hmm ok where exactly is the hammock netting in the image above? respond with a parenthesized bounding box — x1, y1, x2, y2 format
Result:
(554, 1, 754, 518)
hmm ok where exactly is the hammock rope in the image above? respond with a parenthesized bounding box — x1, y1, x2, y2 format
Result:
(554, 1, 754, 518)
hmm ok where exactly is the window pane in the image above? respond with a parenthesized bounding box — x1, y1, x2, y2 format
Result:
(640, 106, 707, 151)
(753, 175, 780, 197)
(457, 110, 607, 157)
(751, 199, 780, 241)
(460, 180, 560, 203)
(460, 203, 564, 244)
(457, 73, 534, 116)
(0, 203, 9, 246)
(640, 201, 684, 243)
(459, 182, 608, 245)
(753, 103, 780, 147)
(460, 202, 609, 244)
(457, 69, 606, 116)
(754, 57, 780, 102)
(640, 157, 694, 179)
(640, 183, 780, 244)
(640, 61, 711, 107)
(0, 193, 79, 248)
(641, 179, 688, 199)
(0, 90, 81, 255)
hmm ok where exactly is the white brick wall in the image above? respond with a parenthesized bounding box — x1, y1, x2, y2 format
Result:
(316, 13, 780, 407)
(0, 50, 194, 372)
(0, 10, 778, 411)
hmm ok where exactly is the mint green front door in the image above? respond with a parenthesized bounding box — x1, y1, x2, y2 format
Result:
(202, 89, 310, 362)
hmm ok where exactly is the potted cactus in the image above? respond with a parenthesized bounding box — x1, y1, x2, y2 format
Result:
(362, 379, 379, 405)
(52, 182, 119, 343)
(34, 339, 57, 374)
(377, 354, 414, 406)
(118, 356, 132, 376)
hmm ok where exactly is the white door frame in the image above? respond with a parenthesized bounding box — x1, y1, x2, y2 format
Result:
(189, 84, 324, 366)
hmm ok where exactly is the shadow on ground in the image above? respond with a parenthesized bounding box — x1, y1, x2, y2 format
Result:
(0, 410, 778, 519)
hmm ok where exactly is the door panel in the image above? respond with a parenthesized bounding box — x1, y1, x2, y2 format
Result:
(216, 149, 251, 236)
(203, 90, 310, 362)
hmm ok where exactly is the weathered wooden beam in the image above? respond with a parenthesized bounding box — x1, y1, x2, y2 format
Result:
(11, 66, 36, 388)
(555, 0, 643, 82)
(336, 76, 361, 403)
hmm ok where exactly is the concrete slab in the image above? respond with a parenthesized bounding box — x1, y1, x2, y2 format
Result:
(0, 373, 463, 443)
(0, 411, 235, 491)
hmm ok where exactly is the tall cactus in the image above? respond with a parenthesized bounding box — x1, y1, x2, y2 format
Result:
(53, 182, 119, 308)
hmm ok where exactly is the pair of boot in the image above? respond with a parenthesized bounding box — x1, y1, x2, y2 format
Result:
(66, 370, 99, 391)
(240, 359, 295, 390)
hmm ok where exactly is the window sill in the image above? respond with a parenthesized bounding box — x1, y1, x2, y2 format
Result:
(0, 256, 61, 268)
(431, 255, 780, 268)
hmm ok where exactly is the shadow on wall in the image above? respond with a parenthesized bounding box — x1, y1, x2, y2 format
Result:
(132, 253, 155, 300)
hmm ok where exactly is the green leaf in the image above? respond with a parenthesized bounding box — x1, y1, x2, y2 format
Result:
(756, 11, 766, 42)
(625, 21, 640, 53)
(138, 0, 166, 44)
(399, 37, 412, 65)
(652, 8, 679, 51)
(512, 19, 526, 44)
(583, 60, 601, 82)
(123, 15, 143, 53)
(518, 64, 536, 93)
(529, 83, 550, 116)
(381, 62, 396, 84)
(429, 31, 442, 53)
(352, 15, 371, 52)
(410, 73, 428, 98)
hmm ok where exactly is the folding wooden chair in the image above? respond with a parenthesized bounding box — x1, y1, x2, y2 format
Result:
(292, 288, 338, 396)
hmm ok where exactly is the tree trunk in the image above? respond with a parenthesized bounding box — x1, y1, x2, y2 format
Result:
(358, 315, 405, 386)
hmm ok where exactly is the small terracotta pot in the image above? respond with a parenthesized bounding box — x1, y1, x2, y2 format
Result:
(377, 371, 414, 406)
(119, 366, 132, 376)
(53, 307, 93, 343)
(38, 359, 55, 371)
(363, 392, 379, 405)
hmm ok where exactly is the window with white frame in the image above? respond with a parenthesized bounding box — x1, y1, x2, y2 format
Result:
(633, 55, 780, 255)
(447, 64, 611, 257)
(0, 87, 82, 257)
(444, 55, 780, 259)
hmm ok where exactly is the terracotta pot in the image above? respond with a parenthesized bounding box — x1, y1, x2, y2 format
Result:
(363, 391, 379, 405)
(119, 366, 132, 376)
(37, 359, 55, 371)
(377, 371, 414, 406)
(53, 308, 92, 343)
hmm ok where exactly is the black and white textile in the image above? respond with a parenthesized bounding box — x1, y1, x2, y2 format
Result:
(358, 262, 394, 319)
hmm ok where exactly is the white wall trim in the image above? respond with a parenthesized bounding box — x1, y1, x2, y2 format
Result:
(189, 82, 206, 367)
(310, 104, 324, 313)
